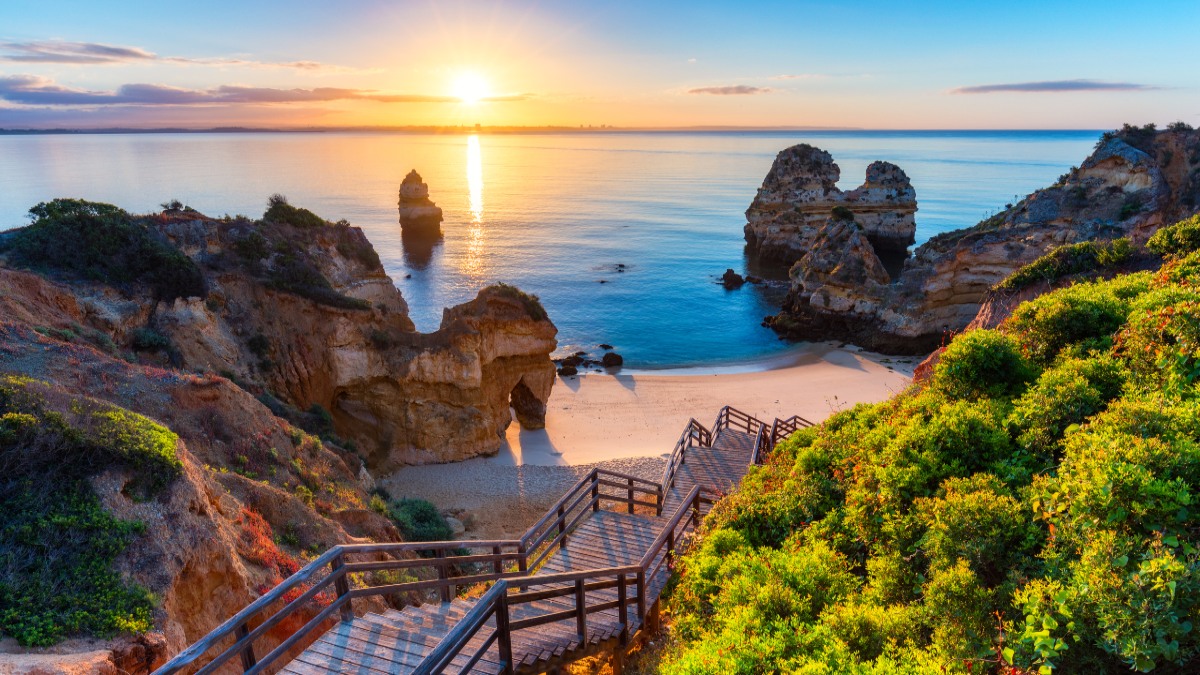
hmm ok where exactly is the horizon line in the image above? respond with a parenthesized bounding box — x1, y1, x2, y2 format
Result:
(0, 124, 1109, 136)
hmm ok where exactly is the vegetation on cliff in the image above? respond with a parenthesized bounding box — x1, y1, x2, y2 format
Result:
(0, 376, 181, 647)
(0, 199, 207, 301)
(664, 216, 1200, 673)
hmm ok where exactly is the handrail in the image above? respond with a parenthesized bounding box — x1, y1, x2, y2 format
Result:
(659, 418, 711, 498)
(154, 405, 785, 675)
(764, 414, 815, 459)
(412, 580, 509, 675)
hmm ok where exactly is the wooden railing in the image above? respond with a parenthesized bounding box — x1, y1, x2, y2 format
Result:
(414, 485, 712, 675)
(659, 418, 712, 496)
(153, 406, 770, 675)
(764, 414, 814, 459)
(153, 469, 665, 675)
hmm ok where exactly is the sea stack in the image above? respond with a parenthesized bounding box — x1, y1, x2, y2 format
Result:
(744, 144, 917, 273)
(398, 169, 444, 238)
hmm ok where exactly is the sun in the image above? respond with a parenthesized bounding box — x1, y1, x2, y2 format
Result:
(452, 72, 491, 106)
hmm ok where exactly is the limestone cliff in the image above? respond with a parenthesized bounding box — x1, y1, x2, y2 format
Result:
(744, 144, 917, 273)
(761, 126, 1200, 353)
(0, 322, 397, 674)
(0, 197, 557, 467)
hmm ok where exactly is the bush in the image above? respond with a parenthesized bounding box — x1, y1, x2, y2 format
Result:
(263, 194, 327, 229)
(996, 238, 1134, 292)
(6, 199, 206, 301)
(1147, 215, 1200, 258)
(488, 283, 549, 321)
(665, 246, 1200, 672)
(387, 498, 452, 542)
(1005, 277, 1142, 363)
(0, 376, 180, 646)
(932, 329, 1035, 399)
(131, 327, 172, 352)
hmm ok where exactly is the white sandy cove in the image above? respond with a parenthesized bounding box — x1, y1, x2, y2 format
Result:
(494, 341, 918, 467)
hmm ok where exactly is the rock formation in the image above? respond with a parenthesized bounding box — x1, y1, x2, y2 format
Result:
(0, 199, 556, 468)
(758, 126, 1200, 353)
(744, 144, 917, 275)
(397, 169, 444, 239)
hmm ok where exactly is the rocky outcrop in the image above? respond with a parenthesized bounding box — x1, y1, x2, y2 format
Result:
(397, 170, 444, 239)
(0, 323, 397, 673)
(763, 126, 1200, 353)
(0, 201, 557, 468)
(745, 144, 917, 273)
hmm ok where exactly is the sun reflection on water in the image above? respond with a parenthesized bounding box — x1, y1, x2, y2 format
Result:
(463, 135, 486, 279)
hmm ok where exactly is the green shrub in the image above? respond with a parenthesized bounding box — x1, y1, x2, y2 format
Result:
(6, 199, 206, 301)
(387, 498, 452, 542)
(263, 194, 327, 229)
(932, 329, 1035, 398)
(1005, 277, 1143, 363)
(1147, 214, 1200, 257)
(131, 327, 171, 352)
(488, 283, 549, 321)
(997, 238, 1134, 292)
(0, 376, 180, 646)
(231, 230, 270, 261)
(1007, 355, 1125, 456)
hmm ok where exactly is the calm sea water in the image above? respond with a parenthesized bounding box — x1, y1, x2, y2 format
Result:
(0, 130, 1099, 367)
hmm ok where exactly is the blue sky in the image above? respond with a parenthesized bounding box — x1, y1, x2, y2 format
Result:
(0, 0, 1196, 128)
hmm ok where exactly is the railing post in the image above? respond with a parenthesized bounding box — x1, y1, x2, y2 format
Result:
(655, 486, 663, 516)
(557, 503, 567, 550)
(627, 477, 635, 514)
(235, 622, 257, 672)
(493, 545, 503, 575)
(636, 569, 646, 623)
(667, 530, 675, 568)
(617, 574, 629, 645)
(575, 578, 588, 639)
(518, 542, 528, 573)
(496, 587, 514, 675)
(436, 548, 451, 602)
(331, 555, 354, 623)
(591, 478, 600, 513)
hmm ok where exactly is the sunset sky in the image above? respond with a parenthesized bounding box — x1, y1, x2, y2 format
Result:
(1, 0, 1197, 130)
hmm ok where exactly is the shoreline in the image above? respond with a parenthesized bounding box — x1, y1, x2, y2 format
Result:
(382, 341, 917, 540)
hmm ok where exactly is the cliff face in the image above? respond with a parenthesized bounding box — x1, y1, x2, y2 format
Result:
(0, 322, 395, 674)
(761, 127, 1200, 353)
(0, 200, 557, 468)
(744, 144, 917, 271)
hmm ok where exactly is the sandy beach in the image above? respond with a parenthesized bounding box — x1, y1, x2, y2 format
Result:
(381, 342, 917, 539)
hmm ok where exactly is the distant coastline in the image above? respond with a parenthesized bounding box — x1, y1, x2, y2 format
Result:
(0, 125, 1105, 136)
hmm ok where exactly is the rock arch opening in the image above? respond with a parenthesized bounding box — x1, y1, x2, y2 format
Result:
(509, 378, 547, 430)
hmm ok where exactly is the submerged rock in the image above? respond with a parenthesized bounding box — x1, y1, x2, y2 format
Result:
(398, 169, 444, 239)
(721, 268, 746, 289)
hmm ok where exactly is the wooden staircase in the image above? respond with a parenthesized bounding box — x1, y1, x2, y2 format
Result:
(152, 407, 812, 675)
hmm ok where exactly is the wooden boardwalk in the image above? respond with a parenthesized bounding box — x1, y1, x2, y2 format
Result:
(154, 407, 809, 675)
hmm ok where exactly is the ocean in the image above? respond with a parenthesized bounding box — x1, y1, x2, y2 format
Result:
(0, 130, 1099, 367)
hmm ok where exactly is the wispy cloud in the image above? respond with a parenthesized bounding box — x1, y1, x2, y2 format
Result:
(770, 73, 827, 81)
(950, 79, 1159, 94)
(0, 75, 530, 106)
(0, 40, 350, 72)
(687, 85, 771, 95)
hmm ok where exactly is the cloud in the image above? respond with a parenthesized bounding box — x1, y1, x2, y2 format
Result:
(686, 85, 771, 95)
(770, 73, 826, 80)
(950, 79, 1159, 94)
(0, 75, 529, 106)
(0, 40, 348, 71)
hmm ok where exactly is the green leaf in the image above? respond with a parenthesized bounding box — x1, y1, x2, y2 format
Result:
(1039, 665, 1053, 675)
(1164, 534, 1180, 547)
(1003, 647, 1015, 664)
(1043, 616, 1059, 630)
(1114, 554, 1129, 567)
